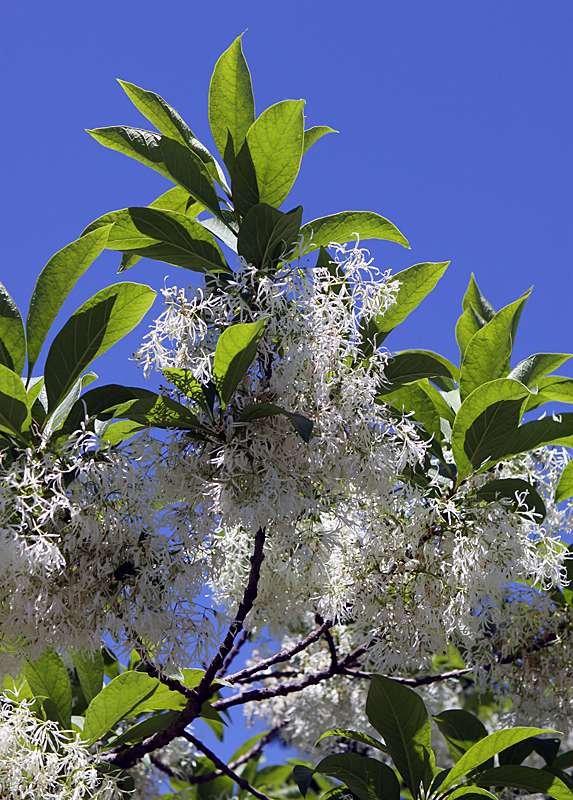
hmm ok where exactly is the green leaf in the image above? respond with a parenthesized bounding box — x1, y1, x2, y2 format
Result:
(508, 353, 572, 386)
(148, 185, 204, 216)
(500, 414, 573, 459)
(522, 376, 573, 412)
(301, 211, 409, 256)
(237, 203, 303, 271)
(462, 274, 496, 321)
(456, 306, 487, 362)
(556, 460, 573, 503)
(208, 34, 255, 173)
(366, 675, 434, 797)
(87, 127, 222, 220)
(238, 401, 313, 442)
(0, 282, 26, 375)
(364, 262, 449, 349)
(24, 651, 72, 729)
(447, 789, 497, 800)
(213, 320, 266, 409)
(82, 671, 161, 745)
(552, 750, 573, 771)
(499, 736, 560, 767)
(314, 729, 387, 753)
(198, 215, 239, 252)
(475, 478, 546, 521)
(232, 139, 260, 218)
(459, 292, 531, 402)
(246, 99, 305, 208)
(451, 379, 531, 480)
(82, 207, 228, 274)
(474, 765, 573, 800)
(44, 282, 156, 411)
(0, 364, 30, 438)
(162, 368, 211, 413)
(100, 420, 145, 444)
(43, 372, 97, 441)
(440, 728, 555, 791)
(127, 682, 187, 715)
(117, 79, 227, 189)
(433, 709, 489, 764)
(105, 710, 179, 749)
(378, 351, 455, 395)
(59, 384, 157, 440)
(26, 227, 113, 377)
(116, 393, 212, 435)
(72, 651, 104, 705)
(302, 126, 337, 155)
(293, 765, 316, 798)
(315, 753, 400, 800)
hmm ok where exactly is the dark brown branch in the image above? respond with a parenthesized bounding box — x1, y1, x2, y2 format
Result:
(216, 629, 250, 679)
(104, 527, 266, 769)
(183, 732, 274, 800)
(226, 617, 334, 684)
(136, 647, 196, 699)
(236, 670, 300, 684)
(316, 614, 337, 667)
(149, 753, 188, 781)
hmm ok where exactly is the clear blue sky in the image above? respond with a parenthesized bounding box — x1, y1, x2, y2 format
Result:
(1, 0, 572, 763)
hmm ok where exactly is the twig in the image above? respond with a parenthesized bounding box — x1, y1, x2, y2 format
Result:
(236, 670, 300, 684)
(149, 754, 187, 781)
(216, 629, 250, 679)
(183, 732, 275, 800)
(316, 614, 338, 668)
(104, 527, 266, 769)
(226, 617, 334, 684)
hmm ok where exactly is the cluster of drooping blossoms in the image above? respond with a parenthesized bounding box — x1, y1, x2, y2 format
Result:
(244, 445, 573, 753)
(0, 698, 121, 799)
(0, 429, 218, 674)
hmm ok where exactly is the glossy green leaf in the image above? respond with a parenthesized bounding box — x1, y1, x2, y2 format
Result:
(433, 709, 489, 764)
(128, 682, 187, 714)
(197, 215, 239, 252)
(213, 320, 266, 409)
(363, 262, 449, 349)
(162, 369, 211, 413)
(148, 185, 204, 216)
(238, 401, 313, 442)
(500, 413, 573, 459)
(0, 282, 26, 375)
(59, 383, 157, 440)
(315, 728, 387, 753)
(440, 728, 554, 791)
(232, 138, 260, 217)
(116, 393, 212, 435)
(303, 126, 337, 155)
(43, 372, 97, 441)
(366, 675, 434, 797)
(456, 306, 486, 362)
(44, 282, 156, 411)
(459, 292, 531, 401)
(82, 671, 160, 745)
(117, 79, 226, 188)
(301, 211, 409, 256)
(499, 736, 560, 767)
(208, 34, 255, 172)
(100, 420, 145, 444)
(462, 274, 495, 321)
(385, 383, 444, 456)
(87, 127, 222, 219)
(552, 750, 573, 771)
(24, 651, 72, 729)
(451, 379, 530, 480)
(556, 460, 573, 503)
(508, 353, 572, 386)
(26, 227, 113, 377)
(293, 765, 317, 797)
(522, 377, 573, 412)
(315, 753, 400, 800)
(105, 710, 179, 749)
(246, 99, 305, 208)
(0, 364, 30, 438)
(378, 351, 454, 395)
(447, 789, 497, 800)
(474, 765, 573, 800)
(72, 651, 104, 706)
(475, 478, 546, 521)
(237, 203, 303, 270)
(83, 207, 228, 274)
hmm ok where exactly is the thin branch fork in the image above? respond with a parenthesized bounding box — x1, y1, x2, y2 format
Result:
(104, 527, 267, 769)
(183, 731, 275, 800)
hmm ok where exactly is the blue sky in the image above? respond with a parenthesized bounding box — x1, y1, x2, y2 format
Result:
(1, 0, 572, 764)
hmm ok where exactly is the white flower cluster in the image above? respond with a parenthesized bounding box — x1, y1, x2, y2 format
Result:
(0, 431, 216, 673)
(0, 698, 120, 799)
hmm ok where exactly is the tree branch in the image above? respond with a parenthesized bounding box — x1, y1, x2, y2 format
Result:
(104, 527, 266, 769)
(216, 629, 250, 679)
(226, 617, 334, 684)
(182, 732, 275, 800)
